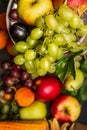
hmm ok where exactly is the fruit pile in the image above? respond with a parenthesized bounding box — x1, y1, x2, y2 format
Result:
(0, 60, 81, 122)
(0, 0, 87, 128)
(9, 4, 87, 79)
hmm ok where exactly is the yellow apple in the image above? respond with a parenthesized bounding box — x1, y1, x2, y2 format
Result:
(63, 69, 84, 91)
(17, 0, 54, 26)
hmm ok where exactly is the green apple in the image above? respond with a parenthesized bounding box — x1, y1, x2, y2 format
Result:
(17, 0, 54, 26)
(63, 69, 84, 91)
(19, 100, 47, 120)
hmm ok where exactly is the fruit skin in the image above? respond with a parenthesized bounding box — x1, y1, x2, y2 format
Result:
(52, 0, 64, 9)
(51, 95, 81, 122)
(6, 39, 16, 56)
(19, 100, 47, 120)
(0, 30, 9, 49)
(17, 0, 54, 26)
(63, 69, 84, 91)
(0, 13, 7, 31)
(34, 75, 62, 102)
(67, 0, 87, 10)
(9, 22, 30, 42)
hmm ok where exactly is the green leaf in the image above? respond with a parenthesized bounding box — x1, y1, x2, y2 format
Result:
(56, 50, 83, 81)
(56, 57, 68, 81)
(67, 58, 75, 78)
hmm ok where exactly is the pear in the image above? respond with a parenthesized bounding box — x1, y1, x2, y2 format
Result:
(63, 69, 84, 91)
(17, 0, 54, 26)
(19, 100, 47, 120)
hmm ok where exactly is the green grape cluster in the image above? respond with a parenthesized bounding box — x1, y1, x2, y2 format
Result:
(13, 4, 87, 78)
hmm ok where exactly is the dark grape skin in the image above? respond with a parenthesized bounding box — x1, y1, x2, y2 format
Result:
(20, 71, 30, 81)
(10, 69, 20, 79)
(9, 8, 19, 21)
(1, 59, 34, 92)
(12, 64, 22, 71)
(1, 61, 12, 70)
(3, 76, 14, 86)
(9, 22, 30, 42)
(24, 79, 33, 88)
(4, 86, 15, 94)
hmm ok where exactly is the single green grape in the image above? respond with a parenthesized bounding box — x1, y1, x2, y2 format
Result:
(34, 58, 40, 69)
(76, 25, 87, 36)
(15, 41, 29, 53)
(35, 16, 45, 29)
(48, 43, 59, 58)
(63, 33, 76, 43)
(55, 23, 65, 33)
(37, 68, 47, 76)
(14, 54, 25, 65)
(30, 28, 43, 40)
(39, 45, 47, 55)
(32, 72, 39, 79)
(48, 64, 56, 73)
(45, 14, 58, 31)
(24, 49, 36, 60)
(39, 57, 50, 71)
(68, 42, 82, 52)
(69, 14, 82, 29)
(53, 34, 66, 46)
(63, 27, 70, 33)
(56, 15, 69, 27)
(58, 5, 74, 21)
(56, 48, 64, 60)
(46, 54, 56, 63)
(25, 60, 35, 73)
(26, 35, 38, 49)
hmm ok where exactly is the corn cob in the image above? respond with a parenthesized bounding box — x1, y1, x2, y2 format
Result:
(0, 120, 49, 130)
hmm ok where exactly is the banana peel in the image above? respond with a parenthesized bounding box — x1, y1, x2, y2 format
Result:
(48, 118, 60, 130)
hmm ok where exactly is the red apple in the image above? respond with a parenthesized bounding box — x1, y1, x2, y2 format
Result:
(51, 95, 81, 122)
(67, 0, 87, 9)
(34, 75, 62, 102)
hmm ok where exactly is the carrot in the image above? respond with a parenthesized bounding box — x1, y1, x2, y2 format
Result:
(0, 120, 49, 130)
(6, 39, 16, 56)
(0, 30, 9, 49)
(15, 87, 35, 107)
(0, 13, 7, 31)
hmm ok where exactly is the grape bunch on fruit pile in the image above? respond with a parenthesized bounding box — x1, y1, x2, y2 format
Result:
(10, 4, 87, 79)
(0, 0, 87, 128)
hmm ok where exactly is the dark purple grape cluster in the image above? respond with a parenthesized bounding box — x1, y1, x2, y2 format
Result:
(1, 60, 33, 94)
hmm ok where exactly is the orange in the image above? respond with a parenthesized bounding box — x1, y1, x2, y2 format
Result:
(0, 30, 9, 49)
(15, 87, 35, 107)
